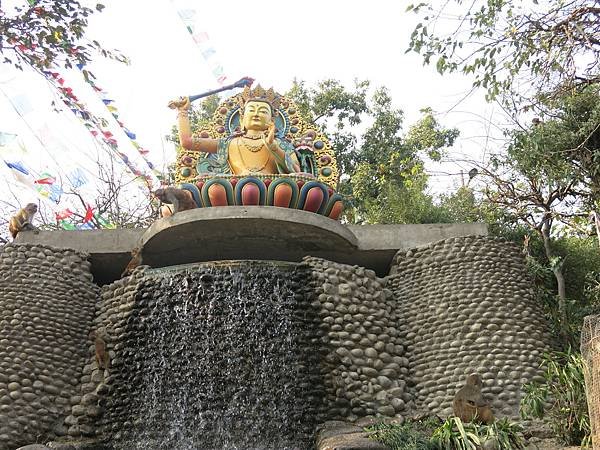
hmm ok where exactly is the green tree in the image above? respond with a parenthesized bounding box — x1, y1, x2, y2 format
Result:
(438, 186, 490, 223)
(407, 0, 600, 104)
(286, 78, 369, 181)
(475, 88, 600, 344)
(286, 80, 458, 223)
(0, 0, 125, 72)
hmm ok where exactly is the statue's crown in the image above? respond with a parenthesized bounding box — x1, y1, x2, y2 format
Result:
(239, 85, 280, 111)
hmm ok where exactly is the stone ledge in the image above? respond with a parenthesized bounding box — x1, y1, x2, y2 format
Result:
(316, 421, 390, 450)
(13, 206, 487, 283)
(140, 206, 358, 269)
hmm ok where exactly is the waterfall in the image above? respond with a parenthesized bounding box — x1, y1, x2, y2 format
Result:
(107, 262, 324, 450)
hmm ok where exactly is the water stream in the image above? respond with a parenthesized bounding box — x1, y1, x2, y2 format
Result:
(108, 261, 324, 450)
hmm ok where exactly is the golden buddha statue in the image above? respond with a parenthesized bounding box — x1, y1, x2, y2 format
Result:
(169, 86, 301, 176)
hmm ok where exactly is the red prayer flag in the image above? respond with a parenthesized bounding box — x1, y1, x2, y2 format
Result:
(83, 204, 94, 223)
(34, 177, 56, 185)
(55, 209, 74, 220)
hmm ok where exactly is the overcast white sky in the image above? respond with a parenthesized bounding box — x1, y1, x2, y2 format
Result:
(0, 0, 510, 211)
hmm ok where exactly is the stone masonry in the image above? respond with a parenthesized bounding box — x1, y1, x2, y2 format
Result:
(0, 244, 97, 450)
(388, 236, 553, 417)
(0, 234, 556, 447)
(304, 257, 409, 422)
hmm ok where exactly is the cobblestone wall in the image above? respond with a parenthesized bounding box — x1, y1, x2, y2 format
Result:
(388, 236, 553, 417)
(63, 267, 146, 440)
(304, 257, 408, 421)
(0, 234, 557, 447)
(0, 244, 97, 450)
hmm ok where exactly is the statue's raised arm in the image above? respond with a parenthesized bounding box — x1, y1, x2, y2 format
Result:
(168, 77, 255, 155)
(168, 96, 218, 154)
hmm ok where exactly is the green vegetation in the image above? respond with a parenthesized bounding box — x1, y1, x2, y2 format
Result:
(365, 420, 437, 450)
(520, 351, 591, 446)
(0, 0, 125, 72)
(287, 80, 459, 224)
(365, 417, 524, 450)
(430, 417, 523, 450)
(406, 0, 600, 104)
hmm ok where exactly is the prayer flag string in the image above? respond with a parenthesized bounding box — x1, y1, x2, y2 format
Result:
(169, 0, 228, 85)
(41, 69, 156, 190)
(77, 64, 164, 181)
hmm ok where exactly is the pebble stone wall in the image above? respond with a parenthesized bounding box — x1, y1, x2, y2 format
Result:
(388, 236, 553, 418)
(0, 243, 97, 450)
(0, 235, 557, 447)
(63, 266, 146, 440)
(304, 257, 409, 421)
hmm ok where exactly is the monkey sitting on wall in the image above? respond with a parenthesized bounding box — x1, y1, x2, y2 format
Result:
(154, 187, 197, 217)
(9, 203, 39, 239)
(89, 327, 110, 377)
(121, 247, 143, 278)
(453, 373, 495, 424)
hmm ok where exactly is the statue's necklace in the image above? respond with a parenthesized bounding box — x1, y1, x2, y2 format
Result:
(236, 139, 271, 172)
(240, 136, 264, 153)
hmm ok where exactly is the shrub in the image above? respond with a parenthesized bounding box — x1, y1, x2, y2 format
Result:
(520, 350, 591, 446)
(366, 417, 523, 450)
(365, 420, 437, 450)
(430, 417, 524, 450)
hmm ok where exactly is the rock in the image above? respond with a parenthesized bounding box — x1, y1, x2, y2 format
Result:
(316, 420, 388, 450)
(16, 446, 52, 450)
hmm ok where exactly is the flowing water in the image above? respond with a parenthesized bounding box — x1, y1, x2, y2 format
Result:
(107, 261, 325, 450)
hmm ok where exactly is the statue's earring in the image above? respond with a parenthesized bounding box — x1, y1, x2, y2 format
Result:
(239, 115, 246, 132)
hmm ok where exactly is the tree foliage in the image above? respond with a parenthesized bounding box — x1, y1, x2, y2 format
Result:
(407, 0, 600, 104)
(286, 79, 369, 181)
(468, 87, 600, 344)
(0, 0, 125, 72)
(286, 80, 458, 223)
(520, 350, 591, 446)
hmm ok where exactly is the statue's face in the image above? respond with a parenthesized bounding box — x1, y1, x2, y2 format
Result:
(242, 100, 272, 131)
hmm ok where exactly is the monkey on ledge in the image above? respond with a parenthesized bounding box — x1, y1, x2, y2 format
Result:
(8, 203, 39, 239)
(154, 187, 197, 217)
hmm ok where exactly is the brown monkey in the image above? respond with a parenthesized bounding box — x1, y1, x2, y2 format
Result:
(154, 187, 197, 215)
(89, 327, 110, 376)
(522, 234, 531, 257)
(9, 203, 39, 238)
(121, 247, 142, 278)
(453, 374, 495, 424)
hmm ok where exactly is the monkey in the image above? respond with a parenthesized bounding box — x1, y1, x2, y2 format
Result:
(154, 187, 197, 216)
(590, 211, 600, 239)
(452, 373, 495, 424)
(121, 247, 142, 278)
(8, 203, 39, 239)
(89, 327, 110, 377)
(522, 234, 531, 257)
